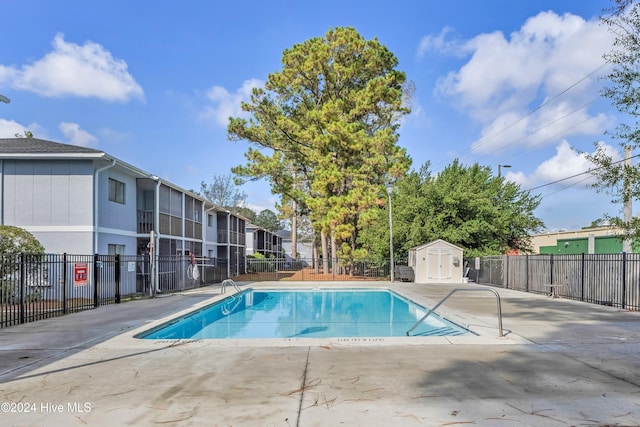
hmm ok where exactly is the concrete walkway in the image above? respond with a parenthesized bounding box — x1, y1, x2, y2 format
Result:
(1, 282, 639, 426)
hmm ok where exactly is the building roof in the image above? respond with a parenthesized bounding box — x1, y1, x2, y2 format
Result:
(275, 229, 291, 240)
(0, 137, 251, 223)
(246, 223, 283, 236)
(0, 138, 105, 156)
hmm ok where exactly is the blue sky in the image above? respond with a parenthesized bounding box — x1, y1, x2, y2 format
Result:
(0, 0, 624, 232)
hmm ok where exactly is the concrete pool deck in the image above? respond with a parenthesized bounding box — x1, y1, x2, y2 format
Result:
(0, 281, 639, 426)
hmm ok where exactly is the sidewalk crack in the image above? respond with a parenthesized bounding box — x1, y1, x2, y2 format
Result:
(296, 346, 311, 427)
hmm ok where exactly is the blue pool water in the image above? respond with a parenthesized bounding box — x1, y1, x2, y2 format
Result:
(138, 288, 472, 339)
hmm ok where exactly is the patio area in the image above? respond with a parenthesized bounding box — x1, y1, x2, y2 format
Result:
(0, 281, 639, 426)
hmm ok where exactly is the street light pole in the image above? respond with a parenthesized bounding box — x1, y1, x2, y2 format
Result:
(498, 164, 511, 177)
(386, 183, 394, 282)
(0, 95, 10, 104)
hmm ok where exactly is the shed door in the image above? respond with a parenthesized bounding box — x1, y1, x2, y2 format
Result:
(427, 248, 453, 282)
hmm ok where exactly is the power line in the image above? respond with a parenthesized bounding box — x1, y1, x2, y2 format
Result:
(537, 175, 593, 199)
(497, 108, 612, 168)
(525, 152, 640, 193)
(471, 62, 609, 154)
(430, 62, 611, 172)
(474, 97, 607, 162)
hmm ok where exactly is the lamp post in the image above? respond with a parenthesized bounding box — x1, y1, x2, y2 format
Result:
(498, 164, 511, 177)
(0, 95, 10, 104)
(386, 183, 394, 282)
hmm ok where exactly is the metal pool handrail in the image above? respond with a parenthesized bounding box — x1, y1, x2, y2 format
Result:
(221, 294, 243, 315)
(221, 278, 242, 294)
(406, 287, 504, 337)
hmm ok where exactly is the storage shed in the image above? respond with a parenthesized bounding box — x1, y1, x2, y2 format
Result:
(409, 239, 464, 283)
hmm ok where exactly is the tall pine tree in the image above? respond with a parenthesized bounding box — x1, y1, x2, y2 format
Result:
(228, 27, 411, 270)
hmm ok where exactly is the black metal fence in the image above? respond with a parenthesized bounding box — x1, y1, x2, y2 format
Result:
(466, 254, 640, 310)
(15, 251, 638, 327)
(0, 253, 228, 328)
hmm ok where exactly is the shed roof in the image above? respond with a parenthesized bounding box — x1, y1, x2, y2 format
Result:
(410, 239, 464, 252)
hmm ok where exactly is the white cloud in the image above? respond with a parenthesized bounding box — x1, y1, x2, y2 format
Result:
(472, 102, 613, 154)
(510, 140, 621, 188)
(200, 79, 263, 127)
(0, 33, 143, 102)
(416, 26, 464, 58)
(503, 170, 528, 187)
(0, 66, 18, 86)
(535, 140, 599, 185)
(434, 11, 614, 153)
(59, 122, 98, 147)
(0, 119, 41, 138)
(247, 197, 278, 214)
(402, 103, 430, 129)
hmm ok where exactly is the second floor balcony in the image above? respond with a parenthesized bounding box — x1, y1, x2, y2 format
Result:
(137, 210, 154, 234)
(139, 211, 246, 246)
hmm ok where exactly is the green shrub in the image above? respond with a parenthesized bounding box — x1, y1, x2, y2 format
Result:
(246, 253, 276, 273)
(1, 226, 45, 304)
(0, 226, 45, 254)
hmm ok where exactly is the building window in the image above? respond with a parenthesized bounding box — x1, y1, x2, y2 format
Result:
(170, 188, 182, 216)
(159, 185, 170, 213)
(194, 199, 202, 222)
(109, 178, 125, 204)
(208, 214, 214, 227)
(108, 244, 125, 255)
(184, 196, 202, 223)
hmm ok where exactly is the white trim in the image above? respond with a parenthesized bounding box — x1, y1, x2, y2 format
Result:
(1, 153, 104, 159)
(94, 159, 116, 253)
(97, 227, 140, 238)
(410, 239, 464, 252)
(21, 225, 94, 232)
(182, 237, 205, 243)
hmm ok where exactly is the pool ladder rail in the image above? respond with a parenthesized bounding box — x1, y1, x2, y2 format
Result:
(220, 279, 244, 315)
(406, 287, 504, 337)
(221, 278, 242, 295)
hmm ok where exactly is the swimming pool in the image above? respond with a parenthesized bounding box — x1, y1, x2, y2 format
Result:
(138, 288, 472, 339)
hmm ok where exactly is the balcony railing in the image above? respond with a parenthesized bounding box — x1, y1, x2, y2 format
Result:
(137, 211, 154, 233)
(138, 215, 247, 246)
(231, 231, 246, 244)
(217, 230, 229, 243)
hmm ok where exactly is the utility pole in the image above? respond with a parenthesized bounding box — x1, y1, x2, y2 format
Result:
(291, 171, 298, 261)
(291, 198, 298, 260)
(498, 164, 511, 177)
(386, 183, 394, 282)
(623, 145, 632, 253)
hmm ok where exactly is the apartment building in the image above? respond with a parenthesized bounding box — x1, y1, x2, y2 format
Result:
(246, 223, 284, 258)
(0, 138, 246, 276)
